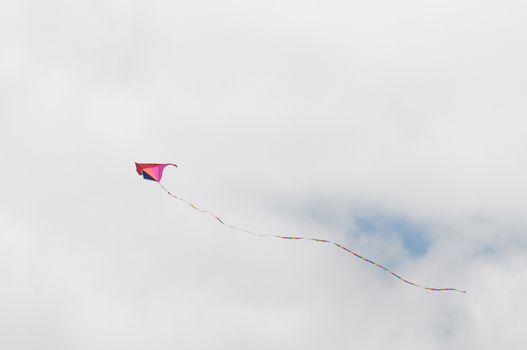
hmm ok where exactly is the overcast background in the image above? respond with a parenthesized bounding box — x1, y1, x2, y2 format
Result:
(1, 1, 527, 349)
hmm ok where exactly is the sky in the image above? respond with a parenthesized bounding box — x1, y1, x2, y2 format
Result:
(1, 0, 527, 348)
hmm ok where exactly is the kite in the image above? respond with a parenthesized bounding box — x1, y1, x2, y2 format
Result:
(135, 162, 177, 182)
(135, 162, 466, 293)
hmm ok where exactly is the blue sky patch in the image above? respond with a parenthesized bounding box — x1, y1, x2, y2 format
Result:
(353, 213, 430, 258)
(303, 201, 431, 258)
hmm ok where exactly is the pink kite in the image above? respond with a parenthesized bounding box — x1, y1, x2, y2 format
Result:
(135, 162, 177, 182)
(136, 161, 467, 293)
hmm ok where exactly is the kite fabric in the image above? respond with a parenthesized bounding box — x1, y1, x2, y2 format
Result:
(135, 162, 467, 293)
(135, 162, 177, 182)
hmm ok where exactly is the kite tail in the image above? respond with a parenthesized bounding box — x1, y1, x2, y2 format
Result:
(157, 182, 466, 294)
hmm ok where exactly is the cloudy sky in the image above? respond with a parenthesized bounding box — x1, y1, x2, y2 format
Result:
(1, 0, 527, 348)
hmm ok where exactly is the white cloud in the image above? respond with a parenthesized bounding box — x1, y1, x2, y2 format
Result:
(1, 0, 526, 348)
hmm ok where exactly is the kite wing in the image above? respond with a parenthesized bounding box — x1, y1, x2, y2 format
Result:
(135, 162, 177, 182)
